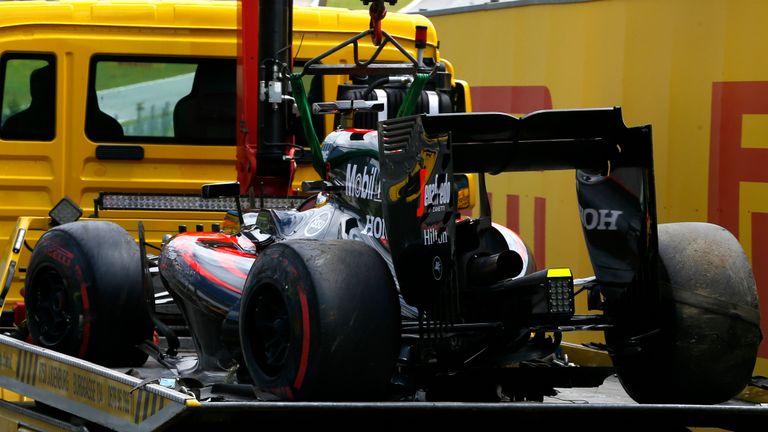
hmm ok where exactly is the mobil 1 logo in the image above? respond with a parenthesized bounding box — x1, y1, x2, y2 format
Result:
(346, 164, 381, 201)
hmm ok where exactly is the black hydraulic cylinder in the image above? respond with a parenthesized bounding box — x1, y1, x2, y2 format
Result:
(258, 0, 293, 176)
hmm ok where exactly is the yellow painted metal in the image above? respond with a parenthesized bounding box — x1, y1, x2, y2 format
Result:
(456, 173, 477, 211)
(0, 218, 28, 311)
(559, 342, 612, 368)
(0, 333, 192, 430)
(0, 402, 72, 432)
(184, 399, 202, 408)
(428, 0, 768, 377)
(0, 218, 46, 316)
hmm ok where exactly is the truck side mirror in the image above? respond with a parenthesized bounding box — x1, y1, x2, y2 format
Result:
(202, 181, 243, 226)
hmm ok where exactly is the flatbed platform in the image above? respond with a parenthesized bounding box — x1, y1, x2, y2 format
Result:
(0, 333, 765, 431)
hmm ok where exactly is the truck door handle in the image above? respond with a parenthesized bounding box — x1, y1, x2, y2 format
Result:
(95, 145, 145, 160)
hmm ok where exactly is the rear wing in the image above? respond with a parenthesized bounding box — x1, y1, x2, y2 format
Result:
(378, 108, 657, 308)
(422, 108, 652, 173)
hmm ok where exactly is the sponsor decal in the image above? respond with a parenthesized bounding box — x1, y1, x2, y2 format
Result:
(423, 227, 448, 245)
(47, 245, 74, 267)
(361, 215, 387, 240)
(72, 371, 99, 402)
(304, 211, 331, 237)
(0, 344, 177, 425)
(36, 361, 65, 390)
(580, 208, 623, 230)
(432, 256, 443, 281)
(418, 173, 451, 216)
(346, 164, 381, 201)
(108, 384, 132, 414)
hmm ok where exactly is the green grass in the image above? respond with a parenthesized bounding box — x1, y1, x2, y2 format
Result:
(2, 59, 48, 115)
(2, 59, 195, 119)
(95, 62, 196, 91)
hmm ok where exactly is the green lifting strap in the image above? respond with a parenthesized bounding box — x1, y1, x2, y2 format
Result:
(290, 75, 326, 178)
(290, 72, 432, 178)
(397, 73, 430, 117)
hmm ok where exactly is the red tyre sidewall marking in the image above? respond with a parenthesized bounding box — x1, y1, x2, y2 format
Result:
(292, 283, 311, 391)
(74, 264, 91, 358)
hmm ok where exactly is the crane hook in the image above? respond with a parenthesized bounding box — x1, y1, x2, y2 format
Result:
(368, 0, 388, 46)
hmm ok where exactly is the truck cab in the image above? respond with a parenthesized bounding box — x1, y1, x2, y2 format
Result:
(0, 0, 468, 318)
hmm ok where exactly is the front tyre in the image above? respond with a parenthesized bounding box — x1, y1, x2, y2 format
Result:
(612, 222, 761, 404)
(239, 239, 399, 401)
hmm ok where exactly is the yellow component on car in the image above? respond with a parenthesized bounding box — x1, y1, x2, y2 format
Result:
(547, 268, 573, 278)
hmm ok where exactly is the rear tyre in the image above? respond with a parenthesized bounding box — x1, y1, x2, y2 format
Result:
(611, 222, 761, 404)
(25, 221, 153, 367)
(239, 239, 399, 401)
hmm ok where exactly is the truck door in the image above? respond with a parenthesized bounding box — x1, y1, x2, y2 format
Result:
(74, 55, 238, 213)
(0, 53, 63, 247)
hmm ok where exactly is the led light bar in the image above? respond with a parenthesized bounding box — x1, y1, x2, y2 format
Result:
(96, 192, 304, 213)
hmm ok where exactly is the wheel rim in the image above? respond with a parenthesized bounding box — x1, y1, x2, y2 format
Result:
(248, 283, 291, 377)
(29, 265, 74, 346)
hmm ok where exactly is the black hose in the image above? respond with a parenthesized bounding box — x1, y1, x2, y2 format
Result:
(361, 76, 392, 100)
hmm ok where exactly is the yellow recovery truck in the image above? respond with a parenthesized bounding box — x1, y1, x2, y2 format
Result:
(0, 1, 767, 431)
(0, 0, 462, 324)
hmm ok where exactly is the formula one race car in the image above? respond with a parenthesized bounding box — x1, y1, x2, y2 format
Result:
(21, 12, 761, 405)
(22, 107, 762, 404)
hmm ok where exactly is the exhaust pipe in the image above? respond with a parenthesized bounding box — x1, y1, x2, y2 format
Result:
(469, 250, 524, 285)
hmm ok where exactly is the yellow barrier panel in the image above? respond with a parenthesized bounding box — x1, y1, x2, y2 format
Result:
(428, 0, 768, 372)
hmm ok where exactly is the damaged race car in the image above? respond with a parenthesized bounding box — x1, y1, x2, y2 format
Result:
(23, 115, 762, 403)
(21, 4, 761, 405)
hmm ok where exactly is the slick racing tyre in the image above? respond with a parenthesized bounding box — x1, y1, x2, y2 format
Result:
(239, 239, 400, 401)
(611, 222, 761, 404)
(25, 221, 153, 367)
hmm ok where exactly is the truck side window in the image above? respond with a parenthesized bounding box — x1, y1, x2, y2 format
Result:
(87, 56, 235, 145)
(0, 54, 56, 141)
